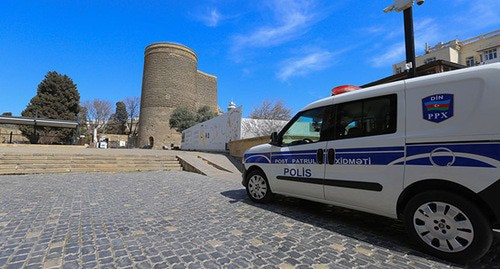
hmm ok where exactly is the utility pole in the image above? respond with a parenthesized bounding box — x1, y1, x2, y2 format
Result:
(384, 0, 424, 78)
(404, 7, 417, 78)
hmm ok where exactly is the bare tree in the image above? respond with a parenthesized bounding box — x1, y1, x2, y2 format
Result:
(82, 99, 113, 134)
(241, 118, 288, 138)
(249, 99, 292, 120)
(243, 99, 292, 138)
(124, 97, 140, 136)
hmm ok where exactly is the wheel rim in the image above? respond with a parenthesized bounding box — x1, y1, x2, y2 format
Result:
(248, 174, 267, 200)
(413, 201, 474, 253)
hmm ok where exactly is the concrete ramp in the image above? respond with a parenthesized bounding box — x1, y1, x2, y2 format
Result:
(176, 151, 243, 180)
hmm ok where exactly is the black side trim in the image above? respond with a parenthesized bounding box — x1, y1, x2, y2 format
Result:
(324, 178, 383, 192)
(276, 176, 383, 192)
(478, 179, 500, 225)
(276, 176, 323, 185)
(406, 140, 500, 146)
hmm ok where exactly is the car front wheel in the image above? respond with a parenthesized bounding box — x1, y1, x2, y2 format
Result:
(403, 191, 493, 263)
(245, 170, 273, 203)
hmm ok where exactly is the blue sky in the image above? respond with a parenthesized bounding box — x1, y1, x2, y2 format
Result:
(1, 0, 499, 117)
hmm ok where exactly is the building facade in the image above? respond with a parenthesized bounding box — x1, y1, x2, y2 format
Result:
(393, 30, 500, 74)
(138, 42, 218, 149)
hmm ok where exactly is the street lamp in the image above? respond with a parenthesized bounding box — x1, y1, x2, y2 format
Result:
(384, 0, 424, 78)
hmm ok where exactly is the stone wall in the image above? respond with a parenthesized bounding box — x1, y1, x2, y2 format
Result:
(196, 71, 218, 112)
(228, 136, 270, 160)
(0, 126, 29, 144)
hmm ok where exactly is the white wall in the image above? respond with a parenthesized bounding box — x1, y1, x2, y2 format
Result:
(182, 106, 290, 152)
(181, 107, 242, 152)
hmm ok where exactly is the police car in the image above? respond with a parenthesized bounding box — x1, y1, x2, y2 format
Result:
(242, 63, 500, 262)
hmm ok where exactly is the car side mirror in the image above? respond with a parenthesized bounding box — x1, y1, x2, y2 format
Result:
(270, 132, 279, 145)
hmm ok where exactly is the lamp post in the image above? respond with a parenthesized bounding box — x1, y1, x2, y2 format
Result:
(384, 0, 424, 78)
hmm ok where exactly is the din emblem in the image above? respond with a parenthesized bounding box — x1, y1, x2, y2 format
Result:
(422, 94, 454, 123)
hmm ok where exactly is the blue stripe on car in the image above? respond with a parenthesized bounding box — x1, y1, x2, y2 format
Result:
(244, 143, 500, 168)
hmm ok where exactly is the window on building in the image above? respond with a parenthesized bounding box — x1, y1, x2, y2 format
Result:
(424, 57, 436, 64)
(483, 49, 497, 61)
(466, 56, 475, 67)
(395, 67, 402, 74)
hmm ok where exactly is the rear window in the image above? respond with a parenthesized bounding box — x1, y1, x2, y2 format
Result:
(333, 94, 397, 140)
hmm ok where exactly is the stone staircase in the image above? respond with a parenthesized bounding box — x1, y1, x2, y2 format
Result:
(0, 152, 182, 175)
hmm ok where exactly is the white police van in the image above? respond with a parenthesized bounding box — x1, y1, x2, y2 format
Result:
(242, 63, 500, 262)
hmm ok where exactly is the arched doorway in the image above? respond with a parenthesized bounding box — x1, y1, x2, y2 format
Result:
(149, 136, 154, 147)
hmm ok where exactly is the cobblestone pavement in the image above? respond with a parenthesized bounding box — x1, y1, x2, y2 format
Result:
(0, 171, 498, 269)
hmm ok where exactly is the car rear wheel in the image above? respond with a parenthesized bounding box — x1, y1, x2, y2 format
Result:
(403, 191, 493, 263)
(246, 170, 273, 203)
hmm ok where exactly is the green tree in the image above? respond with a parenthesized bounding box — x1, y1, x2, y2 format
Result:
(20, 71, 80, 144)
(197, 105, 218, 122)
(77, 106, 89, 137)
(169, 107, 198, 132)
(105, 101, 128, 134)
(169, 106, 217, 132)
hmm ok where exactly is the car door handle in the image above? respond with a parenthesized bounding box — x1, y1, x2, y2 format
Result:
(316, 149, 324, 164)
(328, 148, 335, 165)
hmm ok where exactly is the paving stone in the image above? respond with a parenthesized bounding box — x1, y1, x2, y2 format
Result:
(166, 256, 181, 264)
(116, 257, 133, 267)
(82, 261, 98, 269)
(7, 262, 26, 269)
(98, 257, 114, 265)
(10, 254, 28, 263)
(82, 254, 96, 264)
(98, 250, 112, 259)
(114, 249, 127, 258)
(26, 264, 43, 269)
(62, 261, 80, 269)
(136, 261, 153, 269)
(26, 255, 44, 265)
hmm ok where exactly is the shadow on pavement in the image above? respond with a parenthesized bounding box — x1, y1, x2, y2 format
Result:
(221, 189, 500, 269)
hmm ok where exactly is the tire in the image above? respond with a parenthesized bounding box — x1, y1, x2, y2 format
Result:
(245, 169, 274, 203)
(403, 190, 493, 263)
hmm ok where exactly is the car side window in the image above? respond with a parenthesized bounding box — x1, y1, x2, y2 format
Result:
(281, 107, 327, 146)
(334, 94, 397, 140)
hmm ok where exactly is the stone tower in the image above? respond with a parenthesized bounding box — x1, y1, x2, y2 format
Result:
(138, 42, 217, 149)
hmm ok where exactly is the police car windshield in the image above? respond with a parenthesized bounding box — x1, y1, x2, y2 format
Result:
(281, 108, 324, 146)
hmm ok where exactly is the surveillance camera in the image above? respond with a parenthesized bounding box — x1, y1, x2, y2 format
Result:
(416, 0, 424, 5)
